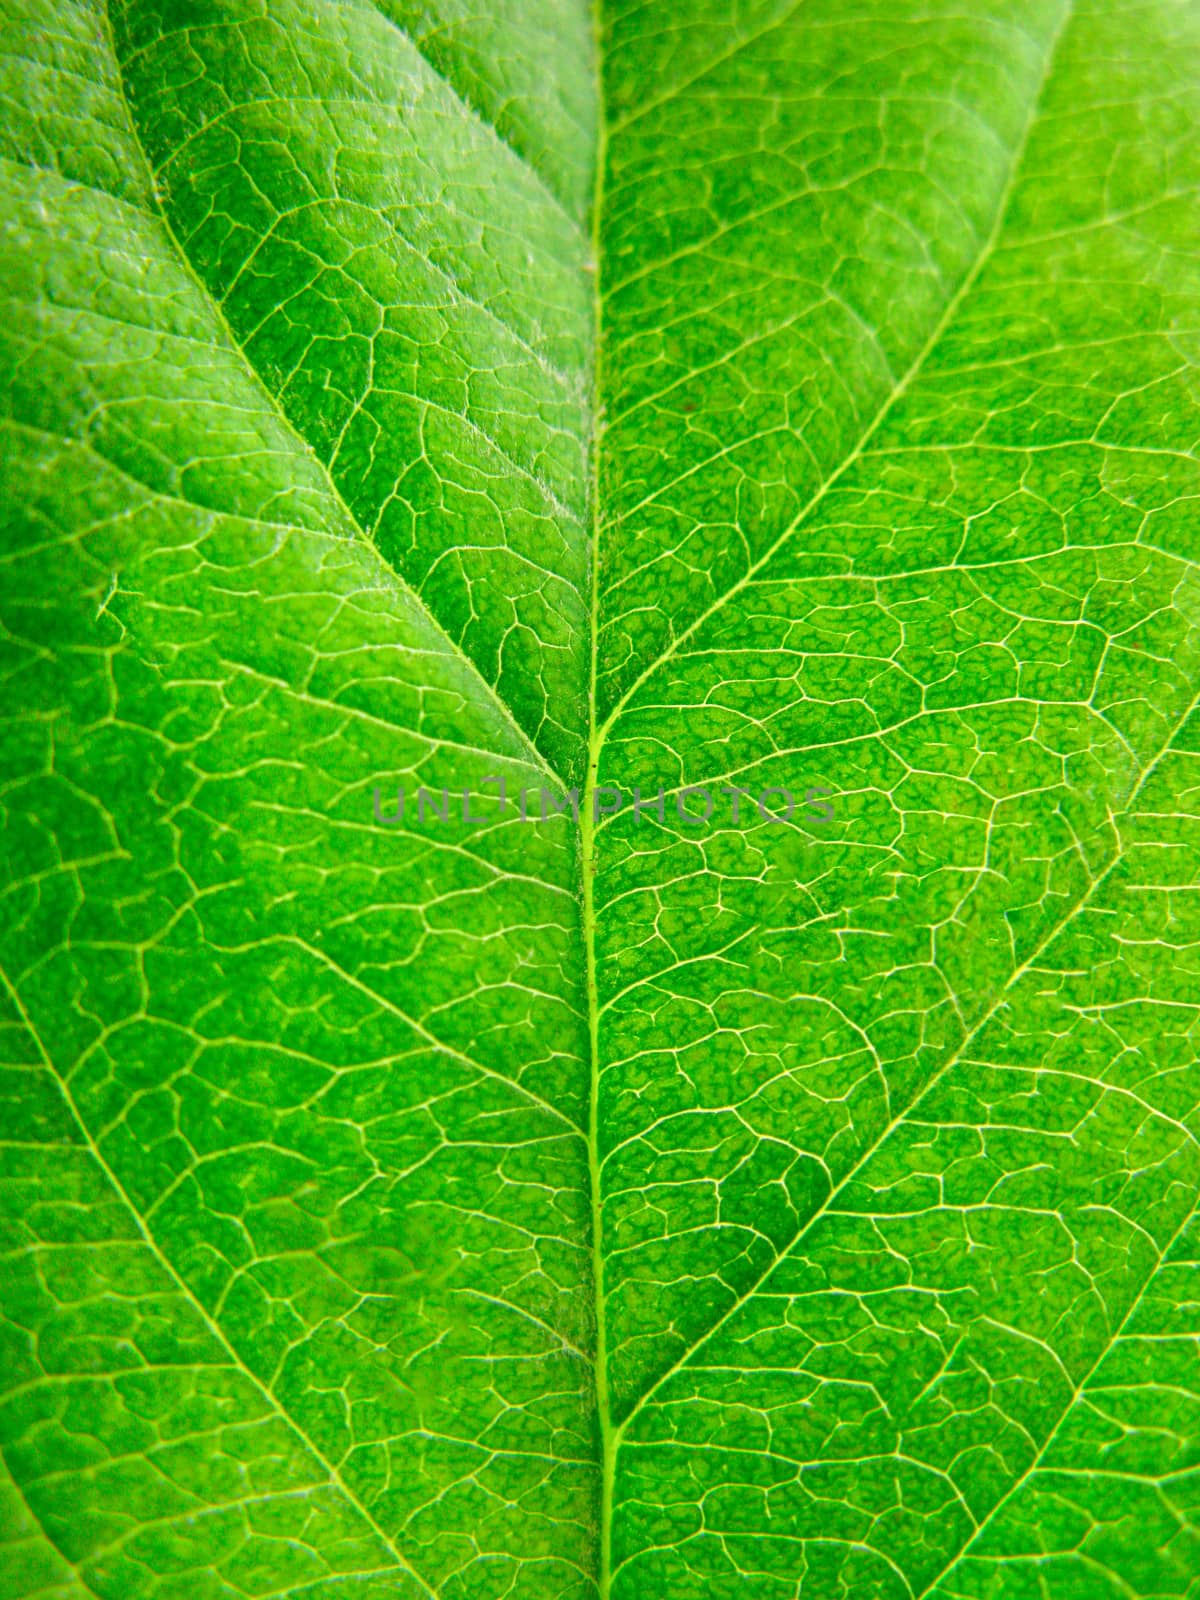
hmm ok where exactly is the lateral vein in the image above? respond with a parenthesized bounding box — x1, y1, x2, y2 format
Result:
(0, 962, 441, 1600)
(594, 0, 1078, 755)
(97, 0, 562, 790)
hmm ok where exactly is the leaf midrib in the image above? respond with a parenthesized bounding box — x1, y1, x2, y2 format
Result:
(582, 9, 614, 1598)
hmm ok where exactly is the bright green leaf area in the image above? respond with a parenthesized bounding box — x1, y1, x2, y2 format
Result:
(3, 1, 1200, 1597)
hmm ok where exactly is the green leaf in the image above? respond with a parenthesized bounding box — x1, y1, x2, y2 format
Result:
(2, 2, 1199, 1599)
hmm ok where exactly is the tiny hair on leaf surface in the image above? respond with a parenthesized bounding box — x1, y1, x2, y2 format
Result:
(2, 1, 1199, 1598)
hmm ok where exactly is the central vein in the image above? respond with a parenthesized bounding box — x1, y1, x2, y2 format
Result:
(582, 4, 614, 1594)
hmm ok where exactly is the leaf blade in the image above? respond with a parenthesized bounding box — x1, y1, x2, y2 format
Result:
(6, 3, 1200, 1598)
(596, 2, 1200, 1593)
(1, 7, 600, 1594)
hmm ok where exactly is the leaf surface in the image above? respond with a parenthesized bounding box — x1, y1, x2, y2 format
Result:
(3, 3, 1200, 1599)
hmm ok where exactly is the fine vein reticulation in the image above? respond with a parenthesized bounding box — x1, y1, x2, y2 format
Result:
(3, 3, 1200, 1600)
